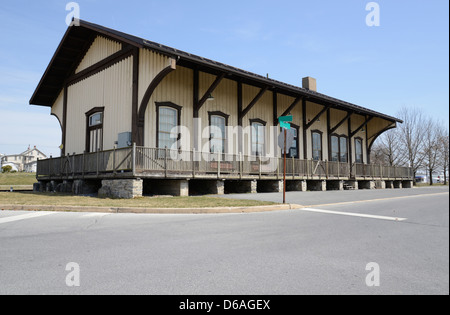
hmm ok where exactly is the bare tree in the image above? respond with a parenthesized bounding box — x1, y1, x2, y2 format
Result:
(422, 118, 444, 185)
(396, 107, 426, 181)
(373, 128, 404, 166)
(439, 131, 449, 185)
(370, 141, 387, 165)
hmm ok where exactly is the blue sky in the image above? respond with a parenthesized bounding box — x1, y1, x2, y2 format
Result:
(0, 0, 448, 157)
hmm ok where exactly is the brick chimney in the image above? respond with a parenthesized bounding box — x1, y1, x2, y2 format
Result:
(302, 77, 317, 92)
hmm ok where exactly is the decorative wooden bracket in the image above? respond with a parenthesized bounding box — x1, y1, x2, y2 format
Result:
(240, 86, 269, 119)
(136, 58, 177, 146)
(280, 96, 302, 120)
(305, 105, 330, 130)
(195, 73, 226, 113)
(329, 112, 353, 134)
(350, 116, 374, 138)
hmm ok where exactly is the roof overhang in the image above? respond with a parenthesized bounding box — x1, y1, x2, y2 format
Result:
(30, 19, 402, 124)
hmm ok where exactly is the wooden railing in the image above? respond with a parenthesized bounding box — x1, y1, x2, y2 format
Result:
(37, 147, 133, 178)
(37, 145, 413, 180)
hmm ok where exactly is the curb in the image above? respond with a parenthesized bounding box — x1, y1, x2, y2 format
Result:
(0, 204, 304, 214)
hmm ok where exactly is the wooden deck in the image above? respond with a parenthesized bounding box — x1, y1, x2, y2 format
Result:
(36, 146, 414, 182)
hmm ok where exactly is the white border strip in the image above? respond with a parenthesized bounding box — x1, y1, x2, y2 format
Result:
(0, 212, 55, 225)
(301, 208, 407, 222)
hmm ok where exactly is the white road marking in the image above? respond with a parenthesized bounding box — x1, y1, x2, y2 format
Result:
(81, 213, 109, 218)
(300, 208, 407, 222)
(308, 192, 449, 208)
(0, 212, 56, 225)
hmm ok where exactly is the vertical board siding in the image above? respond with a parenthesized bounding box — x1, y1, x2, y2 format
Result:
(243, 84, 273, 127)
(198, 73, 238, 154)
(367, 117, 393, 141)
(350, 114, 366, 162)
(366, 118, 395, 154)
(102, 57, 133, 150)
(65, 45, 395, 165)
(305, 101, 328, 160)
(51, 90, 64, 129)
(276, 93, 303, 158)
(242, 84, 275, 156)
(329, 108, 349, 135)
(66, 57, 133, 154)
(75, 36, 122, 74)
(144, 66, 194, 149)
(138, 48, 174, 110)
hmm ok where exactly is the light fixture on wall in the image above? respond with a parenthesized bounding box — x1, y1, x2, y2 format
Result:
(207, 94, 215, 101)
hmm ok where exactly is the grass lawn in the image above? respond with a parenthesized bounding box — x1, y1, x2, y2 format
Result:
(0, 192, 277, 209)
(0, 173, 37, 186)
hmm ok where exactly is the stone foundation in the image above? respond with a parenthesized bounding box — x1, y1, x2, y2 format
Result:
(375, 180, 386, 189)
(225, 180, 257, 194)
(402, 180, 413, 188)
(98, 179, 143, 199)
(385, 180, 394, 189)
(327, 180, 344, 191)
(190, 180, 225, 195)
(358, 180, 376, 190)
(286, 180, 307, 192)
(32, 176, 414, 198)
(144, 179, 189, 197)
(393, 181, 402, 189)
(344, 180, 358, 190)
(308, 180, 326, 191)
(258, 180, 283, 193)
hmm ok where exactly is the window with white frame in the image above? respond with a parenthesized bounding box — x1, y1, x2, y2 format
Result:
(251, 119, 266, 157)
(355, 138, 363, 163)
(312, 130, 322, 161)
(330, 134, 348, 163)
(287, 125, 299, 159)
(86, 108, 104, 153)
(331, 135, 339, 162)
(340, 137, 348, 163)
(156, 102, 181, 150)
(209, 112, 228, 154)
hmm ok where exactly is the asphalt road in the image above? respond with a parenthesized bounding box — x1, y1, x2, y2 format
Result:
(0, 186, 448, 295)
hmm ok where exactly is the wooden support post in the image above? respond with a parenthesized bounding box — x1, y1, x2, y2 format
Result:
(113, 146, 117, 175)
(82, 152, 85, 179)
(239, 152, 243, 180)
(292, 156, 295, 180)
(218, 152, 221, 178)
(164, 147, 168, 178)
(192, 149, 195, 178)
(259, 156, 262, 179)
(283, 128, 287, 204)
(132, 143, 137, 177)
(96, 151, 99, 176)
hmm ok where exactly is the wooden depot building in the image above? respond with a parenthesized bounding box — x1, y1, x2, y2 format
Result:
(30, 20, 413, 198)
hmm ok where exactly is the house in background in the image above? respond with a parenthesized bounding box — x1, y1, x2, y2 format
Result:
(415, 172, 447, 184)
(1, 146, 47, 173)
(0, 153, 6, 170)
(30, 20, 413, 198)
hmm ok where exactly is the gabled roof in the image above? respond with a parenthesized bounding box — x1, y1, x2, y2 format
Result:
(21, 147, 47, 158)
(30, 19, 402, 123)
